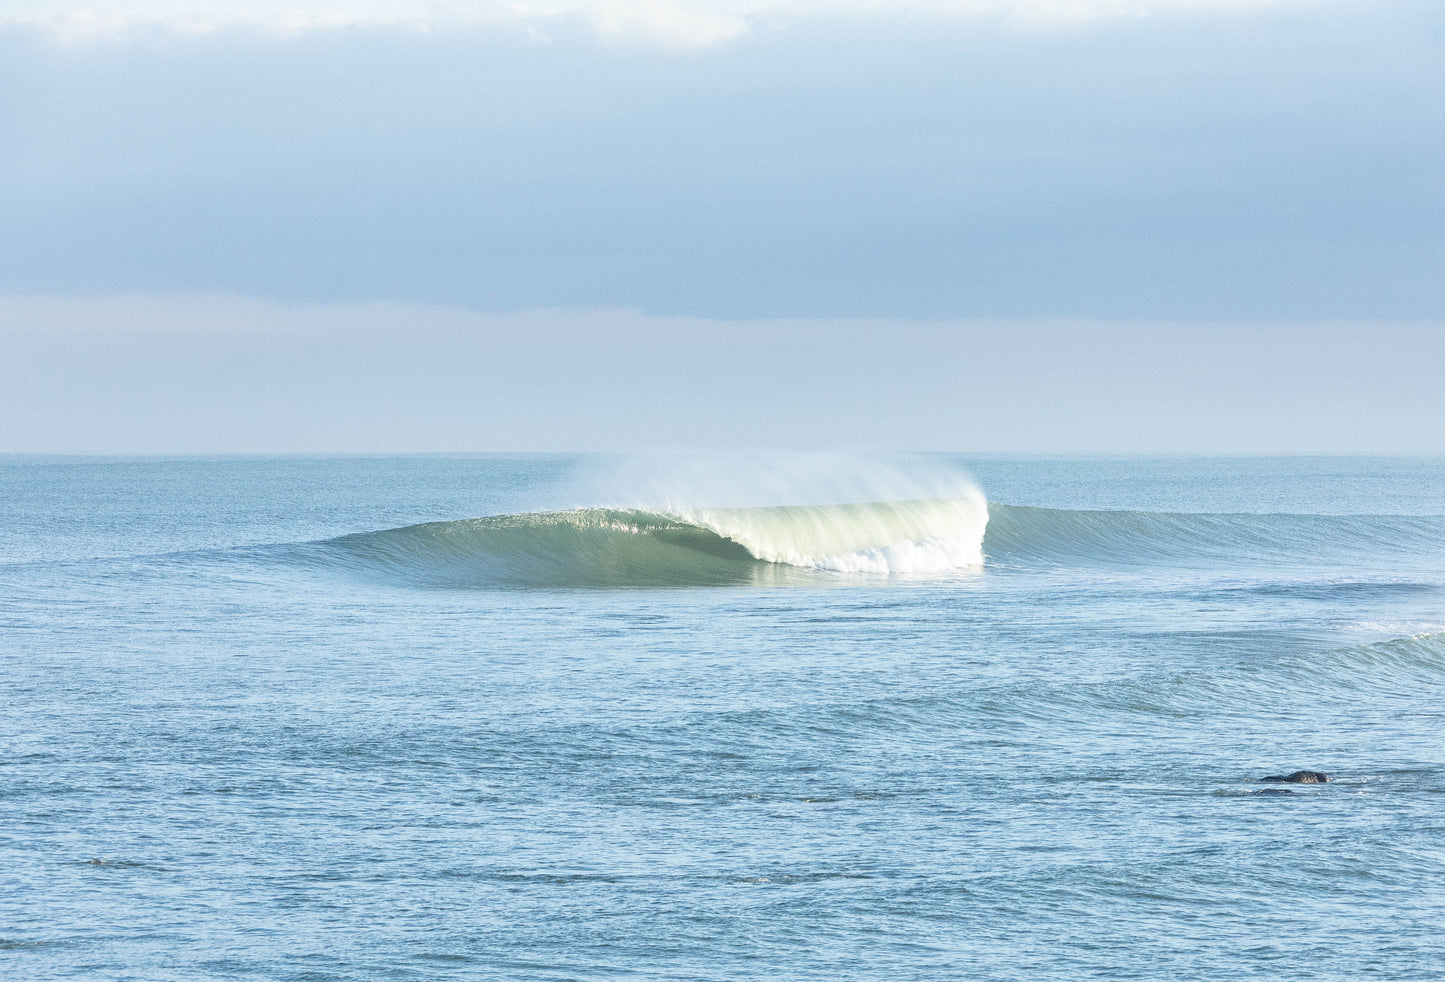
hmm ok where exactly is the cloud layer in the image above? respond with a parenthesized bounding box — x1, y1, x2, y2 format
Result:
(5, 0, 1319, 45)
(3, 0, 1439, 321)
(4, 296, 1442, 453)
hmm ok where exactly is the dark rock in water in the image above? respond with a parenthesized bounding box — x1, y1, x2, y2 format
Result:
(1252, 788, 1296, 796)
(1260, 770, 1329, 784)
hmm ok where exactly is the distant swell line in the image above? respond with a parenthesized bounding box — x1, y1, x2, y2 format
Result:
(982, 503, 1445, 569)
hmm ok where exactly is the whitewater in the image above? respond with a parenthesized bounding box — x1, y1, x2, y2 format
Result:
(3, 454, 1444, 981)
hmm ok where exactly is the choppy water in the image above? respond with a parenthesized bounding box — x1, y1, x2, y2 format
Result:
(3, 454, 1444, 980)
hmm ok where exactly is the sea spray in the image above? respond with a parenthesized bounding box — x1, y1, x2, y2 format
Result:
(568, 451, 986, 511)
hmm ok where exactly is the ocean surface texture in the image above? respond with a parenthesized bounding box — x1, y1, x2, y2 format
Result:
(3, 454, 1444, 981)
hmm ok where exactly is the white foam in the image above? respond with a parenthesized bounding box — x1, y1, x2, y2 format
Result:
(681, 493, 989, 573)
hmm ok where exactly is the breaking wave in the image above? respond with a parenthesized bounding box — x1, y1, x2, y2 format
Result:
(319, 495, 990, 588)
(295, 494, 1445, 589)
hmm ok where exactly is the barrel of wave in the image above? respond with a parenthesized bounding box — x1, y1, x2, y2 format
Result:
(678, 492, 990, 573)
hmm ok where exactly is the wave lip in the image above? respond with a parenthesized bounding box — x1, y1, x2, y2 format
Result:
(320, 494, 989, 588)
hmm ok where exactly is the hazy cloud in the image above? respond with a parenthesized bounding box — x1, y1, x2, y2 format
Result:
(4, 0, 1437, 452)
(2, 296, 1442, 453)
(5, 0, 1322, 46)
(2, 0, 1439, 320)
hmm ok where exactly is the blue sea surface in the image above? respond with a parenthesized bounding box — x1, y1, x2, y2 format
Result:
(3, 454, 1444, 980)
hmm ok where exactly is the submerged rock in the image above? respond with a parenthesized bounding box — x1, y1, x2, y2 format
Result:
(1252, 788, 1297, 796)
(1260, 770, 1329, 784)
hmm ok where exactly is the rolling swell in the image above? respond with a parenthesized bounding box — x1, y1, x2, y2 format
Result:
(320, 496, 990, 588)
(983, 503, 1445, 570)
(1257, 629, 1445, 698)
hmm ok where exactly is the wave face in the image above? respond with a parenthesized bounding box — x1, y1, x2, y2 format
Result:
(321, 495, 990, 588)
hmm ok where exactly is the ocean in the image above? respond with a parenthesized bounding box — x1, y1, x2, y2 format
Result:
(3, 453, 1444, 980)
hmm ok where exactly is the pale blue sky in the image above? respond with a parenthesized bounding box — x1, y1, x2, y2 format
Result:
(1, 0, 1442, 451)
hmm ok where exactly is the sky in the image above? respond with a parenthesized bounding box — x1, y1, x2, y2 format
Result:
(1, 0, 1442, 452)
